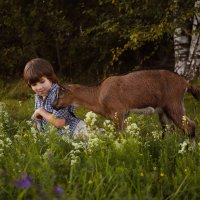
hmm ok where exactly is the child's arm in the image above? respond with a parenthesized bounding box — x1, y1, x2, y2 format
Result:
(33, 108, 65, 128)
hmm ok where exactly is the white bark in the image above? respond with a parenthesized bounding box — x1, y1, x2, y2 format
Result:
(174, 0, 200, 80)
(186, 0, 200, 79)
(174, 27, 190, 75)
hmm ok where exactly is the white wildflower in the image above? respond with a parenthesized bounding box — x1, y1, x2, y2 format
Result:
(103, 120, 112, 126)
(5, 138, 12, 145)
(70, 156, 79, 166)
(126, 123, 140, 136)
(63, 125, 70, 133)
(30, 127, 37, 134)
(152, 131, 161, 140)
(61, 134, 72, 143)
(14, 134, 21, 140)
(88, 137, 99, 147)
(182, 115, 187, 122)
(178, 139, 192, 154)
(114, 140, 123, 149)
(103, 120, 115, 132)
(68, 141, 85, 166)
(32, 133, 37, 143)
(26, 120, 32, 126)
(84, 111, 97, 126)
(23, 133, 29, 138)
(45, 138, 49, 143)
(144, 141, 150, 147)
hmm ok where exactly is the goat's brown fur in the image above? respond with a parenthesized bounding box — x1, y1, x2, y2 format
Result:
(52, 70, 200, 139)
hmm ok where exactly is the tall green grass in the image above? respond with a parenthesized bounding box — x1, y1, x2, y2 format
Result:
(0, 80, 199, 199)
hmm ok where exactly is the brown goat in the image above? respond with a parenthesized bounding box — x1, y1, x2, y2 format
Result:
(52, 70, 200, 139)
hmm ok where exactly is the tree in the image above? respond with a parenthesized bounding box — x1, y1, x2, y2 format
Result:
(174, 0, 200, 80)
(83, 0, 176, 76)
(0, 0, 72, 78)
(1, 0, 199, 81)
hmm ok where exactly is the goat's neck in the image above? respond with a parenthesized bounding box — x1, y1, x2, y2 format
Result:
(72, 85, 100, 112)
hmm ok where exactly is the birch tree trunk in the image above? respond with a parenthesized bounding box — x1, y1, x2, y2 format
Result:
(186, 0, 200, 79)
(174, 27, 190, 75)
(174, 0, 200, 80)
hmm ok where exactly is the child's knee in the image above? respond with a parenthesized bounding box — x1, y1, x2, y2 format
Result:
(73, 120, 88, 138)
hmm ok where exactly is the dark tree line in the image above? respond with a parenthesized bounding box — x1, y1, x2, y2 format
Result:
(0, 0, 198, 82)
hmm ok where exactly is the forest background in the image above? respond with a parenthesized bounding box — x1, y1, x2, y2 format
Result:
(1, 0, 200, 83)
(1, 1, 200, 199)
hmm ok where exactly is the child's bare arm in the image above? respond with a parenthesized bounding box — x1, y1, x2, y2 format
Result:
(33, 108, 65, 128)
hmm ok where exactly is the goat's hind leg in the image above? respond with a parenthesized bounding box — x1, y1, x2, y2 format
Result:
(164, 104, 196, 140)
(158, 109, 175, 139)
(184, 116, 196, 140)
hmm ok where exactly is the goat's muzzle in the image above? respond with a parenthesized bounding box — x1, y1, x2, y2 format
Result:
(52, 94, 62, 110)
(52, 86, 63, 110)
(52, 99, 60, 111)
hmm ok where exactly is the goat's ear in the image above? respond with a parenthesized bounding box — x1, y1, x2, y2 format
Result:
(58, 84, 66, 91)
(64, 84, 73, 92)
(60, 86, 66, 91)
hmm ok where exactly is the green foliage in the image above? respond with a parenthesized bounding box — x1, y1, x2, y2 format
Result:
(0, 0, 73, 77)
(0, 79, 32, 100)
(0, 0, 198, 81)
(0, 82, 200, 199)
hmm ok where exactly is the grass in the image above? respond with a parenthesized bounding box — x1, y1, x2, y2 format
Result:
(0, 80, 200, 199)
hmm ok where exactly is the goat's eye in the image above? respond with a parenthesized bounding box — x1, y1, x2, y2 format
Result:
(59, 92, 65, 98)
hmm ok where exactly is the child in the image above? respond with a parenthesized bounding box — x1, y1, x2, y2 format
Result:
(23, 58, 87, 138)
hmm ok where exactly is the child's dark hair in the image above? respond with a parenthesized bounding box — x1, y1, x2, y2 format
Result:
(24, 58, 58, 86)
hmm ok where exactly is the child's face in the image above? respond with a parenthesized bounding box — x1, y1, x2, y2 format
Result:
(31, 76, 52, 97)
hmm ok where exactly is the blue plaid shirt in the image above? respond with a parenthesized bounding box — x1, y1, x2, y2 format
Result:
(32, 83, 80, 134)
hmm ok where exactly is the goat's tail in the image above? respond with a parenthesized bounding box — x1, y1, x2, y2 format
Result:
(187, 85, 200, 101)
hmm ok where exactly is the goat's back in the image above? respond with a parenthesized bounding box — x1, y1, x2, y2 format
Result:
(98, 70, 189, 109)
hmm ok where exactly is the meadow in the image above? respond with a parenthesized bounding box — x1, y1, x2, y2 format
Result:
(0, 80, 200, 200)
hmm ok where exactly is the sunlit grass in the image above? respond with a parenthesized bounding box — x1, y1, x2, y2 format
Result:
(0, 80, 200, 199)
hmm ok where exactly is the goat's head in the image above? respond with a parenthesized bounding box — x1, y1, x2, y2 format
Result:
(52, 85, 74, 110)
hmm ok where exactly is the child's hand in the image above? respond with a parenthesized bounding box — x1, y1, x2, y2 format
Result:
(33, 108, 44, 121)
(35, 115, 43, 120)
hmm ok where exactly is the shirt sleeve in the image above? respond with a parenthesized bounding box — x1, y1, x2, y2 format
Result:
(68, 105, 75, 113)
(53, 107, 71, 120)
